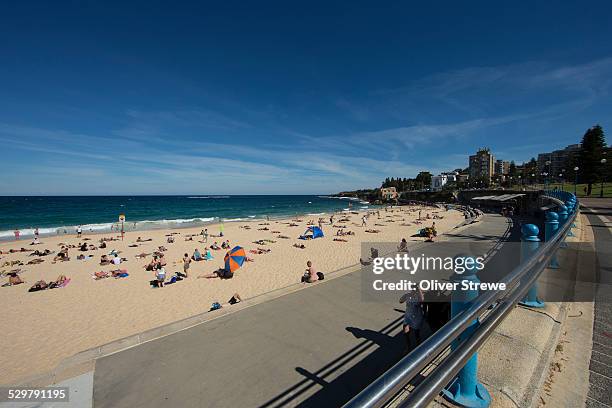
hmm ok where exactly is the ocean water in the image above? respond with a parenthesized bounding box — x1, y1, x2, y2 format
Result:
(0, 195, 371, 240)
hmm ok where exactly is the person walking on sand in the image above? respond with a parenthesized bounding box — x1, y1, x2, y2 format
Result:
(77, 225, 82, 238)
(362, 215, 367, 227)
(156, 266, 166, 287)
(34, 227, 39, 240)
(14, 229, 20, 240)
(182, 253, 191, 277)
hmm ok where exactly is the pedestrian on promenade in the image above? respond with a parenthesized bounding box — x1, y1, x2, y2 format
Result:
(400, 289, 425, 354)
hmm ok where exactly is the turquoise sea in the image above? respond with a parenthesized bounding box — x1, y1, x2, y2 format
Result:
(0, 195, 372, 240)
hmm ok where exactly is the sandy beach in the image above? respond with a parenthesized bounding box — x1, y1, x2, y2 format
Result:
(0, 205, 463, 384)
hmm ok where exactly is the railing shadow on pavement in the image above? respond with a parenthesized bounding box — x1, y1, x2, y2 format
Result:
(257, 314, 407, 408)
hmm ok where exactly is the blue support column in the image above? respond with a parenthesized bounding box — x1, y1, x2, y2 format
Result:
(558, 205, 569, 248)
(545, 212, 560, 269)
(519, 224, 545, 308)
(442, 256, 491, 408)
(566, 200, 575, 237)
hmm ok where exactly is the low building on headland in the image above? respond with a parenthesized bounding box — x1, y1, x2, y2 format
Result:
(379, 187, 399, 200)
(431, 173, 458, 191)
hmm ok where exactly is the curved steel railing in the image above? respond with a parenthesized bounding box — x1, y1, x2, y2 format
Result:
(344, 197, 577, 408)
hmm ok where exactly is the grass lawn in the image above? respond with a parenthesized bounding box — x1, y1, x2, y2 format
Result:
(507, 182, 612, 197)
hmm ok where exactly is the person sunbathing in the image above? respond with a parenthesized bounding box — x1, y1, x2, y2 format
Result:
(365, 229, 380, 233)
(29, 280, 48, 292)
(277, 235, 290, 239)
(192, 249, 203, 261)
(293, 243, 306, 249)
(333, 238, 348, 242)
(27, 258, 45, 264)
(198, 267, 234, 280)
(31, 249, 52, 256)
(49, 275, 69, 288)
(210, 242, 221, 250)
(100, 255, 111, 265)
(93, 271, 109, 280)
(3, 272, 24, 286)
(53, 247, 69, 262)
(200, 248, 211, 260)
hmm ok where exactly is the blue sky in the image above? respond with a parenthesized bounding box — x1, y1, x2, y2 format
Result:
(1, 1, 611, 195)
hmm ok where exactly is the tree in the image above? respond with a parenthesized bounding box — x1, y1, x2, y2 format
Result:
(579, 125, 607, 195)
(415, 171, 432, 190)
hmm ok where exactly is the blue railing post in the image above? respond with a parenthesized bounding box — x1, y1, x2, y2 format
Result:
(565, 200, 576, 237)
(442, 256, 491, 408)
(558, 205, 569, 248)
(519, 224, 545, 308)
(545, 212, 560, 269)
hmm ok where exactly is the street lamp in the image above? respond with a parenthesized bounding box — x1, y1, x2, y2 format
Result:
(559, 173, 564, 192)
(601, 158, 608, 198)
(574, 166, 579, 195)
(542, 172, 549, 190)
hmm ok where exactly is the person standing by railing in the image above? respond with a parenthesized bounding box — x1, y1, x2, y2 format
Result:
(400, 289, 425, 354)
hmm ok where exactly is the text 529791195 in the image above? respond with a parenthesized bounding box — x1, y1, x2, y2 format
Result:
(0, 387, 69, 402)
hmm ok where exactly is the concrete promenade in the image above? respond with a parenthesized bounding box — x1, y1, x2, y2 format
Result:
(580, 199, 612, 408)
(90, 214, 510, 408)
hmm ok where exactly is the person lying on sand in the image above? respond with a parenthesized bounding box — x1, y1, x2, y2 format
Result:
(210, 242, 221, 250)
(100, 255, 111, 265)
(365, 229, 380, 233)
(53, 247, 69, 262)
(27, 258, 45, 265)
(30, 249, 52, 257)
(333, 238, 348, 242)
(253, 240, 266, 245)
(271, 230, 281, 233)
(293, 243, 306, 249)
(258, 227, 270, 231)
(136, 237, 153, 242)
(28, 280, 48, 292)
(198, 268, 234, 280)
(30, 237, 41, 245)
(277, 235, 290, 239)
(134, 252, 151, 259)
(48, 275, 70, 289)
(1, 272, 24, 287)
(10, 248, 32, 253)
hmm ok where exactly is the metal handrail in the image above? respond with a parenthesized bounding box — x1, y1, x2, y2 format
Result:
(344, 207, 577, 408)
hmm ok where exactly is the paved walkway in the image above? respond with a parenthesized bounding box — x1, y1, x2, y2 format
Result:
(581, 199, 612, 408)
(91, 215, 510, 408)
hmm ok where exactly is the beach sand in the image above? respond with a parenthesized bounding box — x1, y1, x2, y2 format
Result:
(0, 205, 463, 384)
